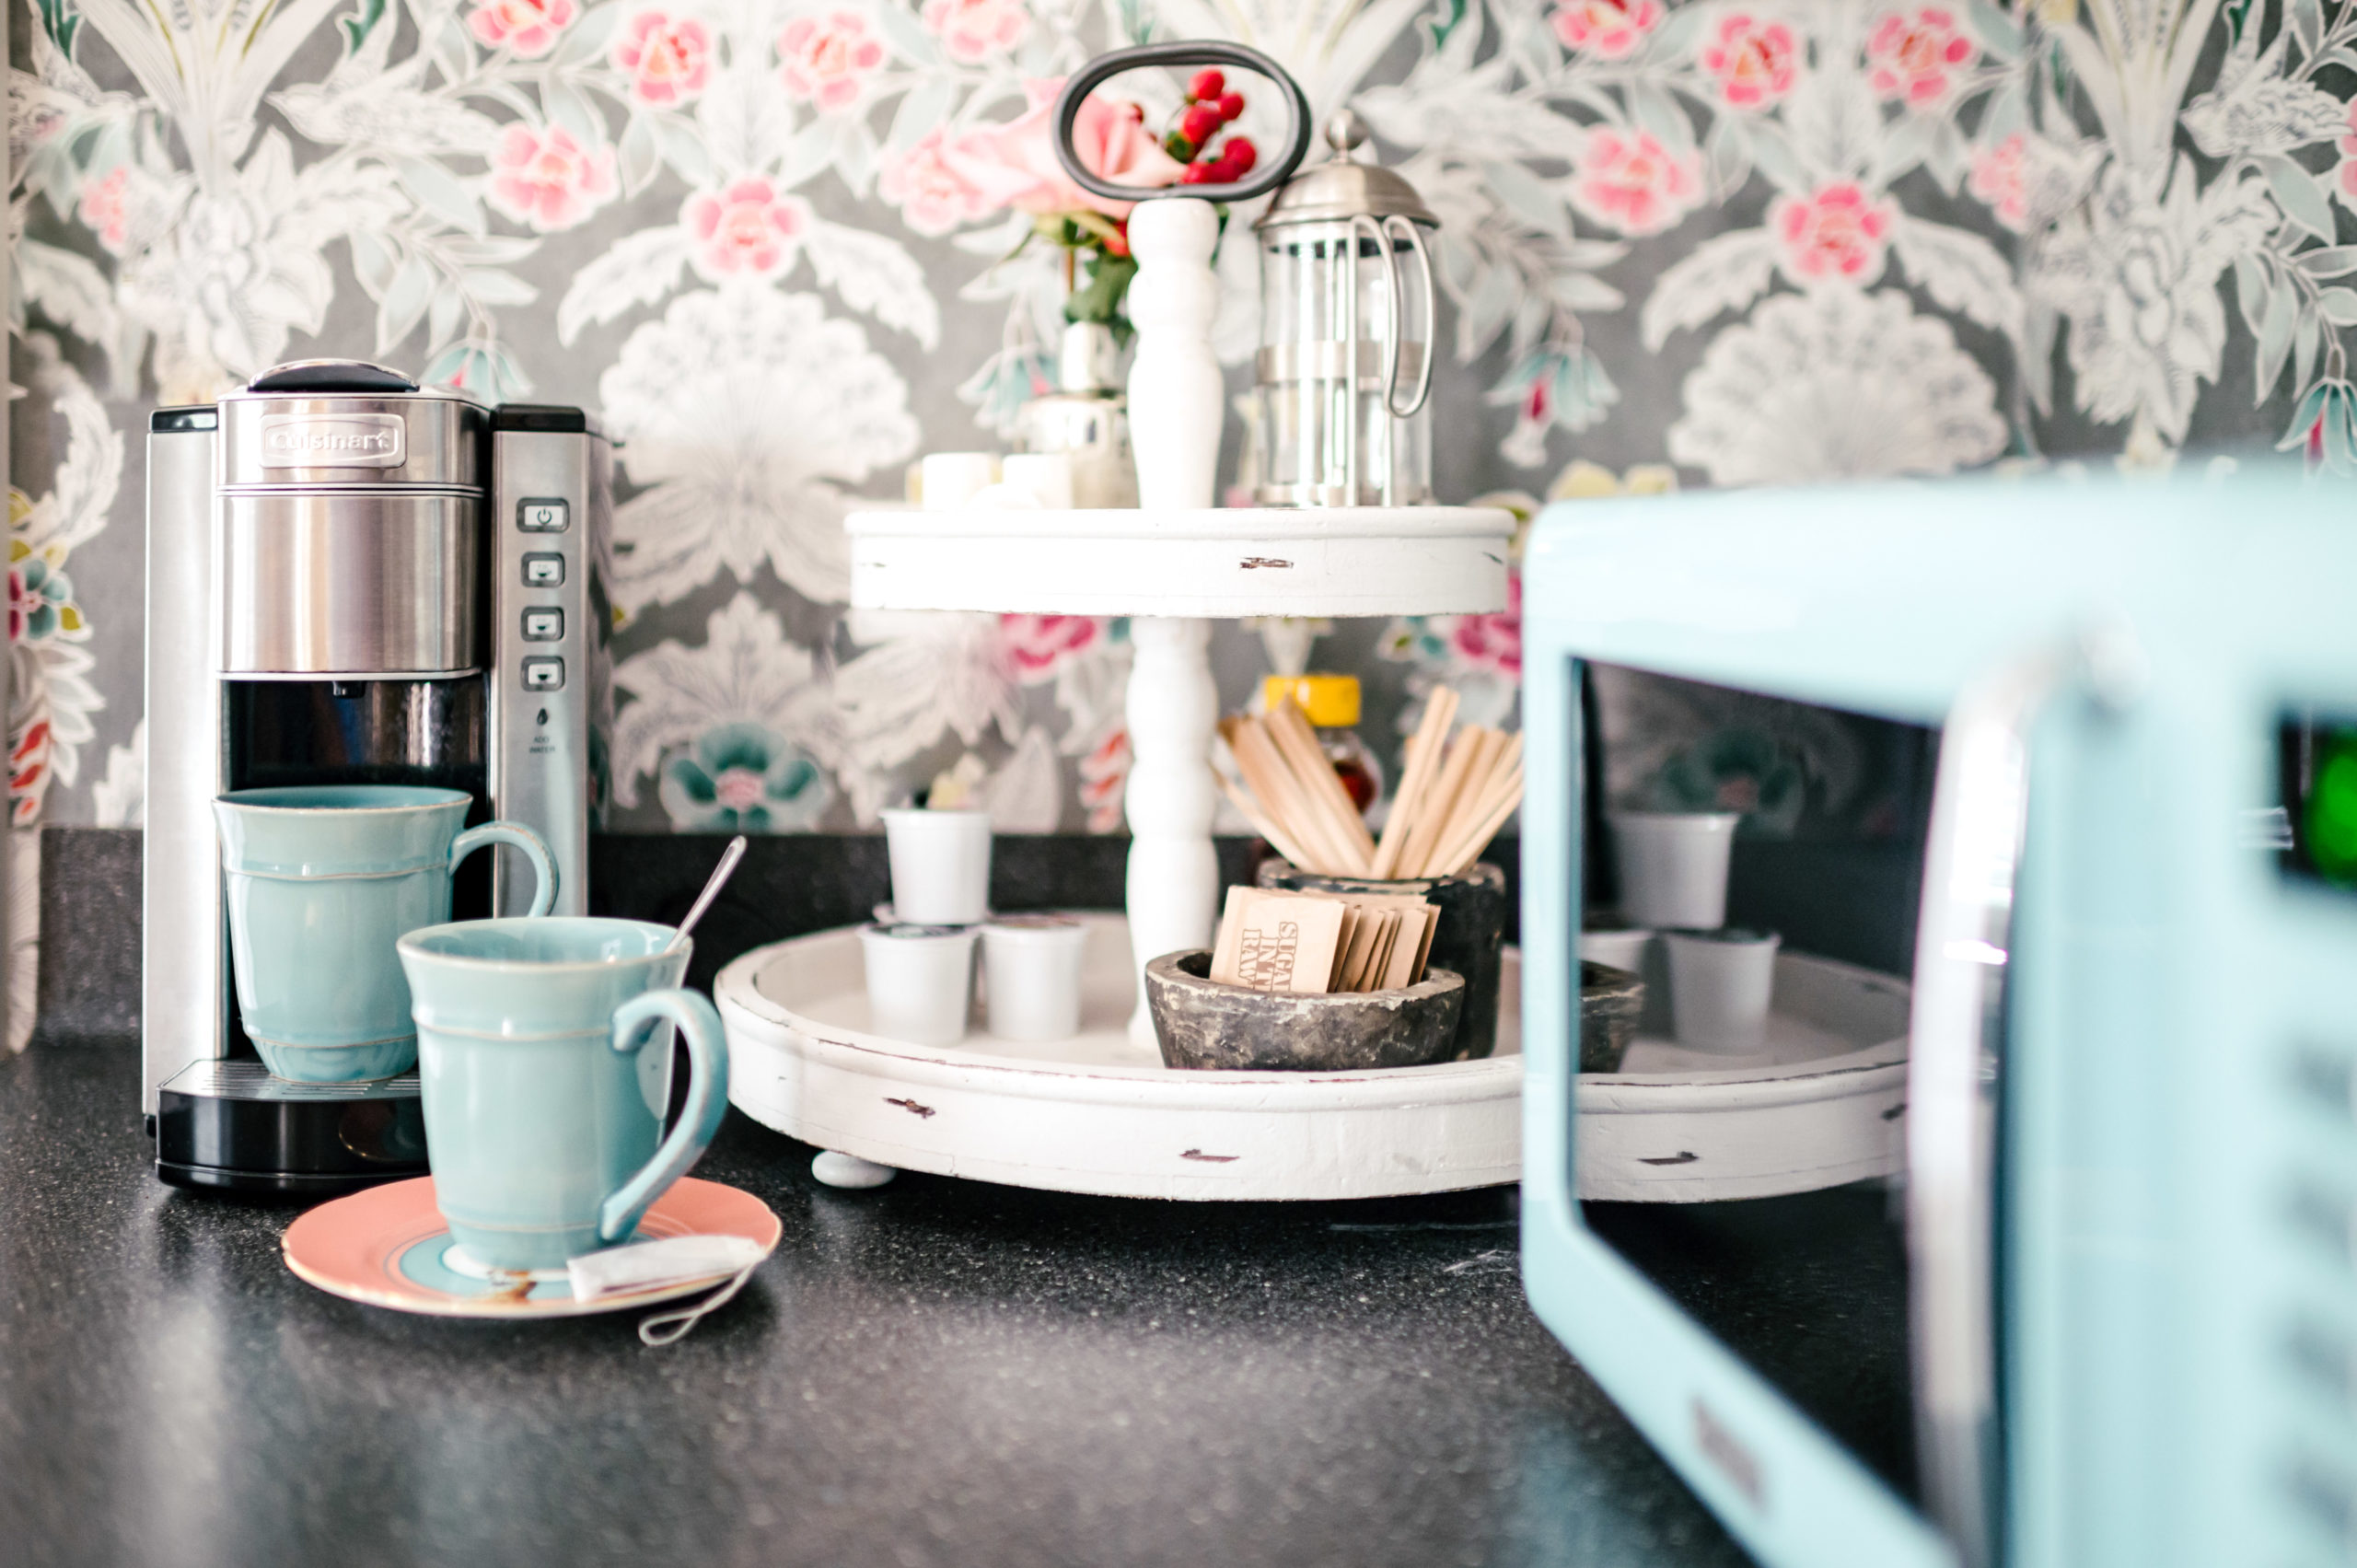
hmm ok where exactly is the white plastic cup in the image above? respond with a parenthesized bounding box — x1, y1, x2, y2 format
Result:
(981, 915, 1089, 1041)
(881, 807, 993, 925)
(1609, 811, 1741, 930)
(921, 452, 999, 512)
(1001, 452, 1075, 510)
(1664, 927, 1781, 1053)
(859, 923, 978, 1047)
(1580, 927, 1653, 976)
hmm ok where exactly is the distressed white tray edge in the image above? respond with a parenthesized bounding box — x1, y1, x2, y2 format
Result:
(717, 915, 1522, 1202)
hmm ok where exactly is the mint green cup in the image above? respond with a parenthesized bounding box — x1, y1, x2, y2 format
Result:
(215, 786, 556, 1083)
(396, 918, 729, 1272)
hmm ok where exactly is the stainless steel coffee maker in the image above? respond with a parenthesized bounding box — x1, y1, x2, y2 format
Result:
(142, 359, 611, 1194)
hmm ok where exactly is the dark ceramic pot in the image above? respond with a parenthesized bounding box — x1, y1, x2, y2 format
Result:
(1144, 950, 1468, 1071)
(1254, 860, 1507, 1061)
(1579, 960, 1644, 1074)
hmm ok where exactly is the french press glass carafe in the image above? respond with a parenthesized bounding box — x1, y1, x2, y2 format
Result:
(1253, 110, 1438, 508)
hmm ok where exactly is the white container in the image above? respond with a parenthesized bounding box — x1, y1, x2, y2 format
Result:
(1000, 452, 1075, 511)
(858, 923, 978, 1047)
(921, 452, 999, 512)
(981, 915, 1089, 1042)
(880, 807, 993, 925)
(1609, 811, 1740, 930)
(1664, 927, 1781, 1053)
(1580, 927, 1653, 975)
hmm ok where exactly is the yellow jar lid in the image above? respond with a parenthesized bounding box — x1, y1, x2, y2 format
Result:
(1263, 674, 1361, 727)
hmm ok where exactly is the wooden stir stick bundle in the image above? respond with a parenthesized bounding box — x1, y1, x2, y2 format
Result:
(1219, 686, 1524, 881)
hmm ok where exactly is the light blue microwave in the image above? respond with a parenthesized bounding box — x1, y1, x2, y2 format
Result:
(1516, 470, 2357, 1568)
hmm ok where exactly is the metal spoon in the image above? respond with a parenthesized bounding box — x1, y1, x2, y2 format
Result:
(666, 836, 748, 956)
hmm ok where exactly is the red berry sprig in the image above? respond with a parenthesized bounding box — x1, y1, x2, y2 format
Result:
(1165, 69, 1249, 177)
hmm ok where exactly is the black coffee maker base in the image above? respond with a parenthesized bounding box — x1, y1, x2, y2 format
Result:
(155, 1061, 429, 1199)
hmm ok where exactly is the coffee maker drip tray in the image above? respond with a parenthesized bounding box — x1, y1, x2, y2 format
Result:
(155, 1061, 428, 1196)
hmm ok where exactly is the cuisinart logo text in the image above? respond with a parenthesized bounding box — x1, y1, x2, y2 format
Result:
(257, 412, 407, 469)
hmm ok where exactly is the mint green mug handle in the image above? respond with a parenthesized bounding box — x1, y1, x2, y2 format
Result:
(598, 987, 730, 1245)
(449, 820, 557, 917)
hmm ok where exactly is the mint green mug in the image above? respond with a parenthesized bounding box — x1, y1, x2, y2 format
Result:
(396, 918, 729, 1272)
(215, 786, 555, 1083)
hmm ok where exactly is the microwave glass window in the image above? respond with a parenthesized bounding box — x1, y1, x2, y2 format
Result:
(2282, 714, 2357, 893)
(1574, 666, 1940, 1500)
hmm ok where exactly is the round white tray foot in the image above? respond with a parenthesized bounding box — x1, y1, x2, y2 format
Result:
(811, 1151, 898, 1190)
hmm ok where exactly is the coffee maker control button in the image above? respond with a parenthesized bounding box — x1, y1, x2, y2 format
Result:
(522, 656, 565, 691)
(518, 498, 569, 532)
(521, 552, 565, 587)
(521, 608, 563, 642)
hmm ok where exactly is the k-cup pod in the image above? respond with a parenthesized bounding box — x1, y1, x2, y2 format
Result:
(981, 915, 1089, 1042)
(1001, 452, 1076, 510)
(880, 807, 993, 925)
(921, 452, 999, 512)
(1664, 926, 1781, 1053)
(859, 923, 979, 1047)
(1609, 811, 1741, 930)
(1579, 926, 1653, 974)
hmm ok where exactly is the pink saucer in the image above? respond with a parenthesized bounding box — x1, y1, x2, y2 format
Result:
(283, 1176, 782, 1319)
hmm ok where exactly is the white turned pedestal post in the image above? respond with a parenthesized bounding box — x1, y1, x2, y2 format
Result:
(1118, 197, 1228, 1043)
(1122, 616, 1219, 1044)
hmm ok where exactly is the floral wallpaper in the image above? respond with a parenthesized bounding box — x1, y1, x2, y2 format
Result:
(5, 0, 2351, 1019)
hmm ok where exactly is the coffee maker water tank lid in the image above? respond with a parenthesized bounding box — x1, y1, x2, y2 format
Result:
(244, 359, 420, 396)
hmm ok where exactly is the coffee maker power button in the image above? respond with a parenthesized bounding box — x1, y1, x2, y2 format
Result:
(518, 499, 569, 532)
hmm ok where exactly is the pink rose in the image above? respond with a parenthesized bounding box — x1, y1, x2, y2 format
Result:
(612, 11, 712, 107)
(1550, 0, 1663, 57)
(922, 0, 1028, 63)
(1699, 14, 1796, 109)
(1866, 6, 1975, 107)
(1968, 133, 2030, 230)
(2337, 102, 2357, 206)
(1772, 181, 1896, 283)
(779, 11, 886, 110)
(77, 167, 134, 253)
(1000, 614, 1102, 681)
(467, 0, 575, 57)
(1569, 128, 1701, 238)
(488, 124, 615, 231)
(682, 179, 812, 279)
(1446, 575, 1522, 678)
(959, 78, 1187, 221)
(880, 126, 1006, 236)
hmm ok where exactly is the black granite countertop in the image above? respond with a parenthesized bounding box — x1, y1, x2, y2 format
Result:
(0, 1040, 1754, 1568)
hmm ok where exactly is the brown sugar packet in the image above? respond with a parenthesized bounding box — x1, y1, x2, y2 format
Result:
(1210, 885, 1255, 985)
(1331, 905, 1376, 991)
(1378, 904, 1434, 992)
(1349, 910, 1398, 993)
(1225, 888, 1347, 994)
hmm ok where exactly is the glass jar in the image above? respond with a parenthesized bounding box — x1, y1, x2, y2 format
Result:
(1263, 673, 1383, 817)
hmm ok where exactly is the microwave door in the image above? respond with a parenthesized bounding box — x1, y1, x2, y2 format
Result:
(1907, 633, 2138, 1568)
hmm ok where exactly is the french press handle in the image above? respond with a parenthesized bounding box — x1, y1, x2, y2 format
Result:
(1051, 41, 1313, 208)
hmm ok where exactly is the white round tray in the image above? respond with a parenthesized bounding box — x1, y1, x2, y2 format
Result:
(716, 915, 1910, 1204)
(718, 914, 1522, 1202)
(845, 505, 1512, 619)
(1578, 954, 1910, 1202)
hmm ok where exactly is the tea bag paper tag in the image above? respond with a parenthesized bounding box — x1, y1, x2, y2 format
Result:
(567, 1235, 767, 1302)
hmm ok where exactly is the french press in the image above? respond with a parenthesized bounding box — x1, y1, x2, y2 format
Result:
(1252, 110, 1438, 508)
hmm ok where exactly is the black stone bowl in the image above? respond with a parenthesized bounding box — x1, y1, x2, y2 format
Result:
(1580, 960, 1644, 1074)
(1254, 860, 1507, 1062)
(1144, 950, 1469, 1072)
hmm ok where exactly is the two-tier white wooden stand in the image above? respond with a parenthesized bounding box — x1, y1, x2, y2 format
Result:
(847, 503, 1514, 1043)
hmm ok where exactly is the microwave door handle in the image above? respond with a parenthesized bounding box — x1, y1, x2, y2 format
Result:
(1907, 641, 2070, 1568)
(1908, 625, 2142, 1568)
